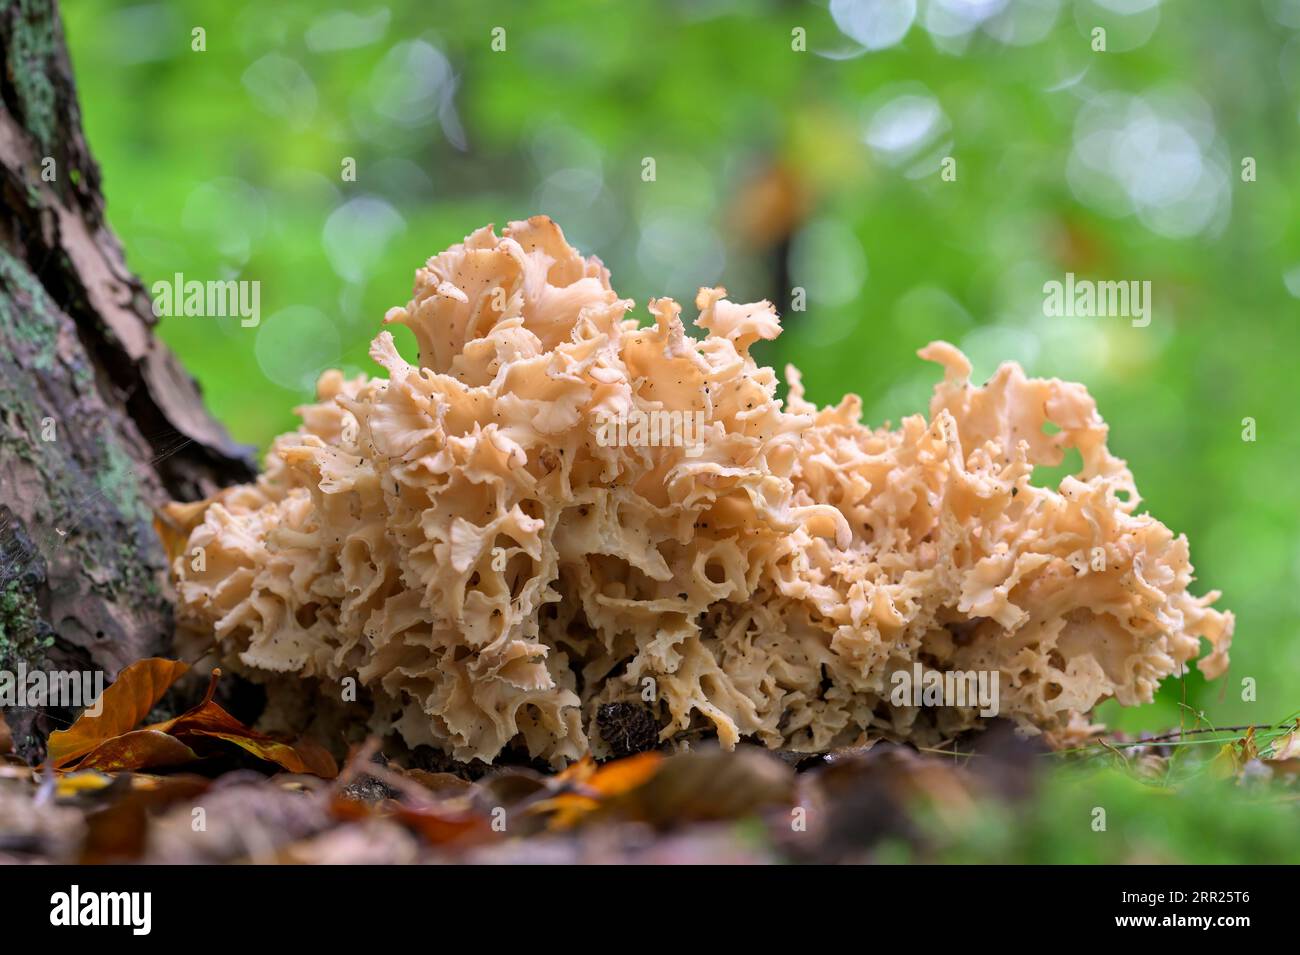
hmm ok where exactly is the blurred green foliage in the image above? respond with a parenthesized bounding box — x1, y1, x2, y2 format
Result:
(914, 749, 1300, 864)
(62, 0, 1300, 859)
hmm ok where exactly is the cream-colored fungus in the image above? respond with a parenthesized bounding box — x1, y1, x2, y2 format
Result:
(169, 217, 1232, 766)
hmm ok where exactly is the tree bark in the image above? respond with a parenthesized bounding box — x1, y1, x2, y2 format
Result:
(0, 0, 254, 760)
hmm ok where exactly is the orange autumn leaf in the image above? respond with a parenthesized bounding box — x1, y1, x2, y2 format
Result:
(551, 754, 598, 787)
(391, 802, 493, 846)
(583, 751, 664, 797)
(329, 794, 373, 823)
(53, 770, 116, 797)
(534, 751, 664, 830)
(184, 729, 337, 777)
(402, 768, 474, 798)
(79, 773, 212, 865)
(614, 749, 796, 826)
(73, 730, 200, 773)
(46, 658, 191, 768)
(137, 665, 220, 733)
(47, 660, 337, 778)
(329, 791, 490, 847)
(153, 671, 338, 777)
(545, 750, 661, 791)
(536, 750, 794, 831)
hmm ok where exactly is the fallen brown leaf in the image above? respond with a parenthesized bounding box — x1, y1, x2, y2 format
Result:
(275, 819, 422, 864)
(145, 780, 329, 864)
(607, 749, 793, 828)
(79, 774, 212, 864)
(390, 801, 493, 846)
(530, 752, 663, 829)
(533, 749, 794, 831)
(168, 710, 338, 777)
(403, 768, 474, 798)
(72, 730, 200, 773)
(328, 789, 491, 848)
(47, 660, 336, 778)
(46, 658, 190, 768)
(53, 770, 116, 799)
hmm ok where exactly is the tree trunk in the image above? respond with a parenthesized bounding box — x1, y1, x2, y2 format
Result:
(0, 0, 253, 760)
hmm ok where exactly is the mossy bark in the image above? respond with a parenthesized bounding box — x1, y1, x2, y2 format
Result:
(0, 0, 253, 760)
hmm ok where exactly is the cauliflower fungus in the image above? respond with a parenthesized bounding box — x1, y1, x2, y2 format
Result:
(169, 216, 1233, 766)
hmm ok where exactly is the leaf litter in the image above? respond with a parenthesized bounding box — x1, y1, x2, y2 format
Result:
(1, 658, 1297, 863)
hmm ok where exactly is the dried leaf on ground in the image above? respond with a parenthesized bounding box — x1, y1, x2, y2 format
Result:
(327, 742, 491, 848)
(0, 784, 86, 861)
(390, 802, 493, 846)
(535, 749, 793, 831)
(171, 717, 337, 777)
(531, 752, 664, 829)
(329, 787, 491, 848)
(146, 781, 330, 864)
(275, 819, 422, 864)
(72, 730, 200, 773)
(46, 658, 190, 768)
(605, 749, 791, 827)
(470, 767, 548, 818)
(403, 768, 474, 798)
(79, 775, 211, 864)
(47, 660, 336, 777)
(53, 770, 117, 799)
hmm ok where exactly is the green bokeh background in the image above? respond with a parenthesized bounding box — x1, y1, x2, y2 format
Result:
(62, 0, 1300, 857)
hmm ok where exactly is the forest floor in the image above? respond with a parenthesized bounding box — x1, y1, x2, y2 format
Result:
(3, 660, 1297, 864)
